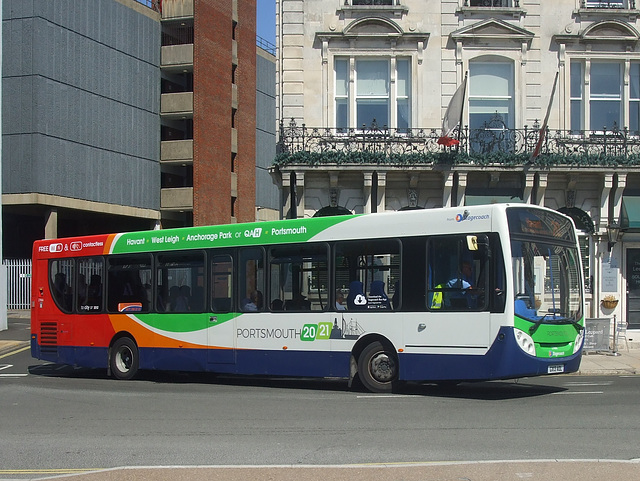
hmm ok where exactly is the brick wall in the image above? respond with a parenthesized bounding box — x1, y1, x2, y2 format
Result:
(193, 0, 256, 226)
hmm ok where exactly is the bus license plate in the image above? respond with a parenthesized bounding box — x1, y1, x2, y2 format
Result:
(548, 364, 564, 374)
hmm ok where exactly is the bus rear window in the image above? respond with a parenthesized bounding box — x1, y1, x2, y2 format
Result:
(50, 260, 74, 313)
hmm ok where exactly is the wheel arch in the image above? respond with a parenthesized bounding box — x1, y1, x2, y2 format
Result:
(107, 331, 138, 377)
(349, 333, 399, 386)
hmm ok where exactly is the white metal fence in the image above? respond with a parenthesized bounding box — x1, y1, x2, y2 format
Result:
(5, 259, 31, 310)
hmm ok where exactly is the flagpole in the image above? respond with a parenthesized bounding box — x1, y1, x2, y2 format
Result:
(456, 72, 469, 149)
(530, 70, 559, 162)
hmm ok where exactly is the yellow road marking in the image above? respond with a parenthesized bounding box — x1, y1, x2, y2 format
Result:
(0, 345, 30, 359)
(0, 468, 101, 474)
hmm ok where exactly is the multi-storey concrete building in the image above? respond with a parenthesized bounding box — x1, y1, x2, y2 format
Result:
(2, 0, 271, 256)
(272, 0, 640, 334)
(2, 0, 162, 257)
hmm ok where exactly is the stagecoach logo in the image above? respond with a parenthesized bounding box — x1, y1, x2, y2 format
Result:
(456, 210, 470, 222)
(453, 210, 490, 223)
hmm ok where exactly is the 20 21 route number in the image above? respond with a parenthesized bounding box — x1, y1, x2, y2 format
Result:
(301, 322, 333, 341)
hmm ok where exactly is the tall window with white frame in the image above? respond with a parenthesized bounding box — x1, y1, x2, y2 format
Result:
(468, 60, 514, 130)
(630, 63, 640, 134)
(570, 60, 630, 132)
(334, 57, 411, 131)
(570, 62, 584, 133)
(356, 59, 390, 129)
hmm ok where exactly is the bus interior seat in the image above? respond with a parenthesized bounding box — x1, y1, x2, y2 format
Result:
(213, 297, 231, 312)
(369, 280, 390, 309)
(346, 280, 365, 310)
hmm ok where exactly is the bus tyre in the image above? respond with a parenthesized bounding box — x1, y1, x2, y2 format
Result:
(358, 341, 398, 393)
(110, 337, 139, 380)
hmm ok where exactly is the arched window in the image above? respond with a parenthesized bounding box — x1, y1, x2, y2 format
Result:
(313, 206, 353, 217)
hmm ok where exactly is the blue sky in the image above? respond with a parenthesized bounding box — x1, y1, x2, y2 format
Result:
(256, 0, 276, 44)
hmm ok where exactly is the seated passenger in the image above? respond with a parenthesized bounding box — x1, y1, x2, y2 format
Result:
(284, 292, 310, 310)
(335, 290, 346, 310)
(242, 290, 263, 312)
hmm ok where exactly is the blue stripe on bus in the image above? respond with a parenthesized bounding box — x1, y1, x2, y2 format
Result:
(33, 326, 581, 382)
(399, 326, 582, 381)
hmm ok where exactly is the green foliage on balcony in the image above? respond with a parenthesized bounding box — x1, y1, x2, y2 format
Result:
(274, 150, 640, 168)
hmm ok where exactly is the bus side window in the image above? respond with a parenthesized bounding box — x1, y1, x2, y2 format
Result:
(427, 235, 489, 311)
(106, 255, 151, 313)
(156, 251, 204, 313)
(269, 243, 328, 312)
(335, 239, 400, 312)
(239, 248, 265, 313)
(50, 260, 74, 313)
(77, 257, 104, 313)
(211, 254, 233, 313)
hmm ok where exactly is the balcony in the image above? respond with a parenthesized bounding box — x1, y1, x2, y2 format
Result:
(161, 139, 193, 164)
(161, 187, 193, 210)
(161, 44, 193, 68)
(161, 92, 193, 117)
(161, 0, 194, 20)
(275, 117, 640, 168)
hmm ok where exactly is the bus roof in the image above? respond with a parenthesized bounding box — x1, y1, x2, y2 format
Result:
(32, 204, 562, 259)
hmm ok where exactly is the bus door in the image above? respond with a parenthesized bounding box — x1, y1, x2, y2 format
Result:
(421, 234, 493, 349)
(208, 253, 236, 364)
(39, 258, 76, 360)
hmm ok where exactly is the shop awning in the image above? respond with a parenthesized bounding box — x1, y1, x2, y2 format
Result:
(621, 196, 640, 231)
(464, 195, 523, 206)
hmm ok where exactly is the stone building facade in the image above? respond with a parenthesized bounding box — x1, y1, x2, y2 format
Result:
(272, 0, 640, 336)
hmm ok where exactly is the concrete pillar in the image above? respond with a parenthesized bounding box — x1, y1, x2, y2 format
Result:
(45, 209, 58, 240)
(295, 171, 305, 218)
(456, 172, 467, 207)
(443, 171, 454, 208)
(281, 172, 293, 218)
(377, 172, 387, 212)
(599, 173, 613, 231)
(523, 172, 535, 204)
(536, 172, 548, 206)
(363, 172, 373, 214)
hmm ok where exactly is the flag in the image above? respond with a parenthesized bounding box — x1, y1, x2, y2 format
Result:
(530, 70, 559, 161)
(438, 73, 468, 147)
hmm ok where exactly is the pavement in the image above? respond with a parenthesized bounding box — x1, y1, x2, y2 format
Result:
(1, 311, 639, 480)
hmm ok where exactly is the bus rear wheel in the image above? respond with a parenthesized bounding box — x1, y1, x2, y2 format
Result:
(110, 337, 139, 380)
(358, 341, 398, 393)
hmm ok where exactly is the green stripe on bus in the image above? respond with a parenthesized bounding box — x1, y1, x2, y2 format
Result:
(137, 312, 240, 333)
(111, 216, 357, 254)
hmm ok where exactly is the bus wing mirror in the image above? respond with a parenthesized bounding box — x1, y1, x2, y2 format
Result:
(467, 235, 490, 257)
(466, 236, 478, 251)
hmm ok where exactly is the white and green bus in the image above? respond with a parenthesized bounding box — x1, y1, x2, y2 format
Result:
(32, 204, 584, 392)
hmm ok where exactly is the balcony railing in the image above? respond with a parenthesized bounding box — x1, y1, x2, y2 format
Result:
(276, 116, 640, 166)
(582, 1, 635, 8)
(464, 0, 519, 7)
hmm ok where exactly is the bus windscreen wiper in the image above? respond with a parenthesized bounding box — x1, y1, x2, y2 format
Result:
(529, 311, 561, 335)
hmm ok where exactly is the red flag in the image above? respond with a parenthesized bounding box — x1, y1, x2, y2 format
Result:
(531, 71, 559, 161)
(438, 73, 468, 146)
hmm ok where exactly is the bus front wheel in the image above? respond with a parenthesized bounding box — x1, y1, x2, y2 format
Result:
(110, 337, 139, 380)
(358, 341, 398, 393)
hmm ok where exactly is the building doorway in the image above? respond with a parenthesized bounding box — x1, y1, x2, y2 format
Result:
(626, 248, 640, 330)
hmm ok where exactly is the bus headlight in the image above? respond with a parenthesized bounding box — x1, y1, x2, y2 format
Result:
(514, 328, 536, 356)
(573, 329, 584, 354)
